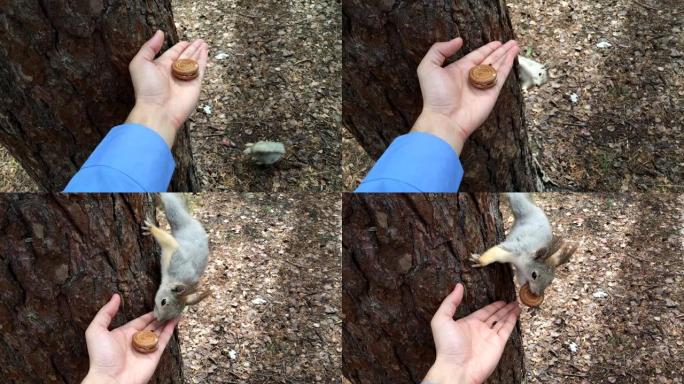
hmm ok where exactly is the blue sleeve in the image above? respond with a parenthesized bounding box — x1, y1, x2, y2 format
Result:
(64, 123, 175, 192)
(355, 132, 463, 193)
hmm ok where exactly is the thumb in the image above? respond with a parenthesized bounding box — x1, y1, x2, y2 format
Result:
(88, 293, 121, 331)
(134, 30, 165, 62)
(435, 283, 464, 320)
(419, 37, 463, 70)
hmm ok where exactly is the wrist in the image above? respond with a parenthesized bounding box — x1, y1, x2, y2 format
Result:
(422, 358, 470, 384)
(126, 102, 179, 148)
(82, 371, 119, 384)
(410, 109, 469, 155)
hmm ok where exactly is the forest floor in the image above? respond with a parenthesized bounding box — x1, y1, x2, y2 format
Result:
(0, 0, 341, 192)
(509, 193, 683, 383)
(342, 0, 683, 191)
(173, 0, 341, 192)
(161, 193, 341, 383)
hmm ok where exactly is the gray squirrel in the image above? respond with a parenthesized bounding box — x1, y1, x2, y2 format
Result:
(470, 193, 576, 296)
(517, 55, 548, 91)
(142, 193, 210, 321)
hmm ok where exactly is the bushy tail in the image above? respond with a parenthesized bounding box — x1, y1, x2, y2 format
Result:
(159, 193, 194, 232)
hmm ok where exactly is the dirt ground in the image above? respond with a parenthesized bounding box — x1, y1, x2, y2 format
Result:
(0, 0, 341, 192)
(342, 0, 683, 192)
(513, 193, 683, 383)
(164, 193, 341, 383)
(172, 0, 341, 192)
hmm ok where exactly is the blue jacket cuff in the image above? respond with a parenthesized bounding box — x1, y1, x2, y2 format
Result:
(356, 132, 463, 192)
(64, 123, 175, 192)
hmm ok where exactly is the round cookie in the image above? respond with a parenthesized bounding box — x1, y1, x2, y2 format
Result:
(468, 64, 497, 89)
(172, 59, 199, 81)
(519, 282, 544, 307)
(132, 330, 159, 353)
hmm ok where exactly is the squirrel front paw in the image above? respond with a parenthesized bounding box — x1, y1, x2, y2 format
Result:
(470, 253, 485, 268)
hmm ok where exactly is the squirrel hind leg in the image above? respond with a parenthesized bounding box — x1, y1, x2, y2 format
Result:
(472, 245, 514, 267)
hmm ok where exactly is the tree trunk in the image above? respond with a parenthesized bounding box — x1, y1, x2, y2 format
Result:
(0, 194, 183, 383)
(342, 193, 525, 383)
(0, 1, 198, 191)
(342, 1, 539, 191)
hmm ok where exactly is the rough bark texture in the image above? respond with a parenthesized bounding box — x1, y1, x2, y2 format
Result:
(342, 193, 525, 383)
(0, 1, 198, 191)
(343, 0, 539, 191)
(0, 194, 183, 384)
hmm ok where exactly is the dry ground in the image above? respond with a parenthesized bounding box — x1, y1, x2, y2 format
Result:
(342, 0, 683, 191)
(0, 0, 341, 192)
(513, 193, 683, 383)
(508, 0, 683, 191)
(160, 193, 341, 383)
(173, 0, 341, 192)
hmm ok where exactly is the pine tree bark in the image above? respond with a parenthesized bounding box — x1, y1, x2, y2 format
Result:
(342, 193, 525, 383)
(0, 194, 183, 383)
(0, 1, 198, 191)
(343, 1, 539, 191)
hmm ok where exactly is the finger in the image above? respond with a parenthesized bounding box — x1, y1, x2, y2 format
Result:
(419, 37, 463, 70)
(157, 41, 191, 64)
(462, 41, 503, 64)
(493, 45, 520, 91)
(88, 293, 121, 330)
(196, 42, 209, 80)
(434, 283, 464, 320)
(468, 300, 507, 322)
(486, 302, 517, 327)
(495, 305, 521, 338)
(191, 41, 203, 60)
(123, 311, 155, 331)
(179, 39, 204, 61)
(157, 316, 181, 351)
(483, 40, 518, 66)
(133, 30, 165, 62)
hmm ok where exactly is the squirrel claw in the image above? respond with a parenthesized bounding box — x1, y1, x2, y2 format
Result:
(141, 219, 154, 235)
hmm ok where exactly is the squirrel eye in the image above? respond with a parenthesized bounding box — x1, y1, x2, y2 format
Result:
(532, 271, 538, 279)
(161, 299, 167, 306)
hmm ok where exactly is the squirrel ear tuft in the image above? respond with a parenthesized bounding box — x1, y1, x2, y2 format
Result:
(544, 239, 577, 267)
(171, 284, 188, 294)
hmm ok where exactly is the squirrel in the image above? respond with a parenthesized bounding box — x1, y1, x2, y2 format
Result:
(142, 193, 210, 321)
(470, 193, 576, 296)
(517, 55, 548, 91)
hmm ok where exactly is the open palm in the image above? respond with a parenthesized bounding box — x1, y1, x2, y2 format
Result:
(84, 294, 180, 384)
(425, 284, 521, 384)
(417, 38, 520, 141)
(129, 30, 209, 131)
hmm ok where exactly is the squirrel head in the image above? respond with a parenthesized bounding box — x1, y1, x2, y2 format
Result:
(153, 283, 198, 321)
(525, 237, 576, 295)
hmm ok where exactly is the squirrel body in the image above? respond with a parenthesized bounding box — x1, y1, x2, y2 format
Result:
(244, 141, 286, 165)
(517, 55, 548, 91)
(143, 193, 210, 321)
(471, 193, 576, 296)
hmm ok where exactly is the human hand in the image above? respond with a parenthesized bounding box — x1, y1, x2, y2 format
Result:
(411, 38, 520, 154)
(82, 294, 181, 384)
(422, 284, 521, 384)
(126, 30, 209, 148)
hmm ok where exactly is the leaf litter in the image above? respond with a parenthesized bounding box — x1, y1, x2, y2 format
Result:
(153, 193, 341, 383)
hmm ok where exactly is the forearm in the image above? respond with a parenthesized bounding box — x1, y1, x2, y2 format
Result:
(355, 131, 464, 192)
